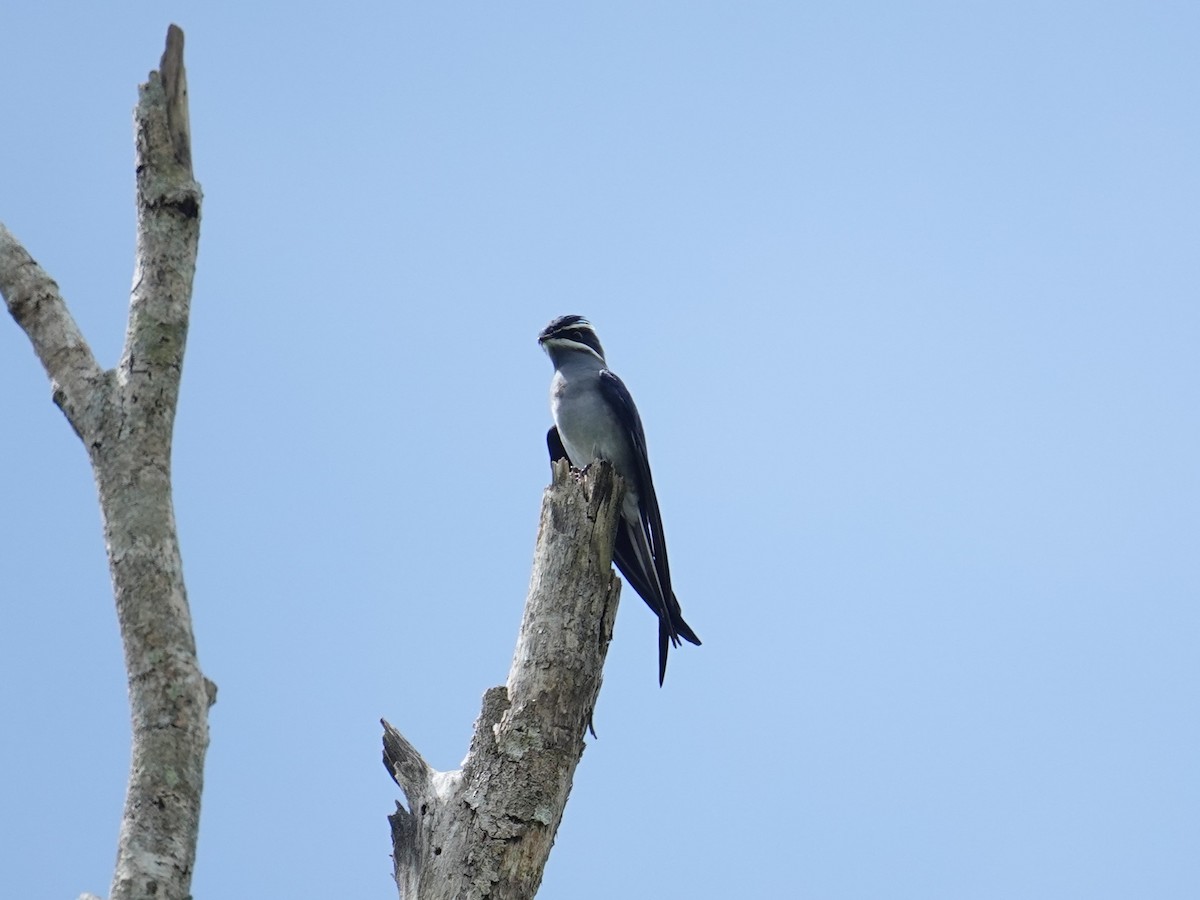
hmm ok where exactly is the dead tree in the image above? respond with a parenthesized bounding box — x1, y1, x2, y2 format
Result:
(0, 26, 213, 900)
(383, 459, 623, 900)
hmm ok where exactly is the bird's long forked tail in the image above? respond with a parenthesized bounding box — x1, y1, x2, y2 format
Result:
(656, 597, 702, 684)
(614, 521, 701, 684)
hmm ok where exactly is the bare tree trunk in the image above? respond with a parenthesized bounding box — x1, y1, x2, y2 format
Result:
(383, 459, 624, 900)
(0, 26, 212, 900)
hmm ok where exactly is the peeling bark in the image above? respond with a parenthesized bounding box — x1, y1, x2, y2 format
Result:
(1, 25, 211, 900)
(383, 459, 623, 900)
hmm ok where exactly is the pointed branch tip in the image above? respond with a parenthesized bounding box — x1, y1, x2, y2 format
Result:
(381, 719, 433, 799)
(164, 24, 185, 60)
(158, 24, 192, 174)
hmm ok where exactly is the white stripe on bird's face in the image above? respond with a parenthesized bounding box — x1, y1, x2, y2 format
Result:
(540, 335, 605, 362)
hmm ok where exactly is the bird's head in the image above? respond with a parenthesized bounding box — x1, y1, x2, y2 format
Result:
(538, 314, 606, 362)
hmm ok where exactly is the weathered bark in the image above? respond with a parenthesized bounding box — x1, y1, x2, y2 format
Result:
(1, 25, 211, 900)
(383, 459, 624, 900)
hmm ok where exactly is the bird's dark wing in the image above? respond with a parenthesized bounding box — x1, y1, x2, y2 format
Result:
(546, 426, 569, 464)
(597, 370, 701, 682)
(596, 369, 673, 603)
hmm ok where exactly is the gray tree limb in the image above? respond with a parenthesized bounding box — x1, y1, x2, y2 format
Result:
(0, 226, 104, 437)
(383, 459, 624, 900)
(2, 25, 212, 900)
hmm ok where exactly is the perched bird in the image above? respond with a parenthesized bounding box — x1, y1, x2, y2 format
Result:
(538, 314, 700, 684)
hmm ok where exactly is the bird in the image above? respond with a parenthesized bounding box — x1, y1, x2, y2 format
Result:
(537, 314, 700, 684)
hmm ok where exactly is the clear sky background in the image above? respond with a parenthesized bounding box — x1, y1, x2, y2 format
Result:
(2, 4, 1197, 899)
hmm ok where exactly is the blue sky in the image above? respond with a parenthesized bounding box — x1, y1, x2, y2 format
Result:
(2, 4, 1198, 898)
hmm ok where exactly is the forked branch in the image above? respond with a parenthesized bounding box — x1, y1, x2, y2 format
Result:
(1, 25, 211, 900)
(382, 460, 624, 900)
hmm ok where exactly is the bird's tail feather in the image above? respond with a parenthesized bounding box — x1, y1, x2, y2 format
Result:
(657, 618, 670, 685)
(672, 610, 702, 647)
